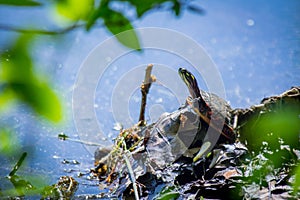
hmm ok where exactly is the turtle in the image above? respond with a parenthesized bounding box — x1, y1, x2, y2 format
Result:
(141, 68, 236, 166)
(177, 68, 235, 160)
(178, 68, 235, 142)
(92, 67, 237, 195)
(93, 67, 236, 177)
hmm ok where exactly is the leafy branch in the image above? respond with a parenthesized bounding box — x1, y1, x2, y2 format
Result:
(0, 0, 204, 122)
(0, 0, 204, 49)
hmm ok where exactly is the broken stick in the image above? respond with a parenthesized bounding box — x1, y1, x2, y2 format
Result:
(138, 64, 155, 125)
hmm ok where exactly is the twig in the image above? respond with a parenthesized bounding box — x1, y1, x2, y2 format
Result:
(123, 151, 139, 200)
(0, 23, 84, 35)
(57, 133, 104, 147)
(138, 64, 155, 125)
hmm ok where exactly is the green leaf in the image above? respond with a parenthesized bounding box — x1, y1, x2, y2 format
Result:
(126, 0, 166, 18)
(133, 0, 157, 18)
(0, 128, 20, 155)
(55, 0, 93, 21)
(172, 0, 181, 16)
(155, 186, 180, 200)
(86, 0, 110, 30)
(104, 9, 141, 50)
(10, 81, 62, 122)
(0, 87, 15, 111)
(86, 4, 141, 50)
(0, 0, 41, 6)
(0, 35, 62, 122)
(86, 5, 110, 31)
(293, 164, 300, 195)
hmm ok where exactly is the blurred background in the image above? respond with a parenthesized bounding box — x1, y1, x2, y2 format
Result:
(0, 0, 299, 197)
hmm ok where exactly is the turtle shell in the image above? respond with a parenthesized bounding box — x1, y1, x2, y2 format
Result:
(193, 89, 235, 143)
(200, 90, 232, 119)
(143, 90, 235, 168)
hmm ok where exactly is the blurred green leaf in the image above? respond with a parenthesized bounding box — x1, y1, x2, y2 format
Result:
(173, 0, 181, 16)
(5, 174, 48, 197)
(86, 1, 110, 31)
(124, 0, 186, 17)
(10, 82, 62, 122)
(0, 35, 62, 122)
(0, 0, 41, 6)
(104, 9, 141, 50)
(0, 151, 53, 198)
(128, 0, 166, 18)
(0, 128, 20, 155)
(240, 105, 300, 152)
(55, 0, 93, 21)
(0, 88, 15, 111)
(86, 0, 200, 50)
(293, 164, 300, 195)
(87, 3, 141, 50)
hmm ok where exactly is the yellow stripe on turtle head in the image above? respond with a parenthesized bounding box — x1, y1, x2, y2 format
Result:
(178, 68, 196, 87)
(178, 67, 200, 98)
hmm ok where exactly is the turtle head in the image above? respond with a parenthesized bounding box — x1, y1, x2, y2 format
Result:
(178, 68, 201, 99)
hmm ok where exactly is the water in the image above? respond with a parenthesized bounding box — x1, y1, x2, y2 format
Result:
(0, 0, 299, 197)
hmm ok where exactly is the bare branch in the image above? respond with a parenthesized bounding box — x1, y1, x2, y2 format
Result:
(138, 64, 155, 125)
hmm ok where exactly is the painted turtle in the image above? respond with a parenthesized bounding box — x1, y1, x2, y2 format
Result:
(178, 68, 235, 142)
(94, 67, 236, 175)
(143, 68, 236, 167)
